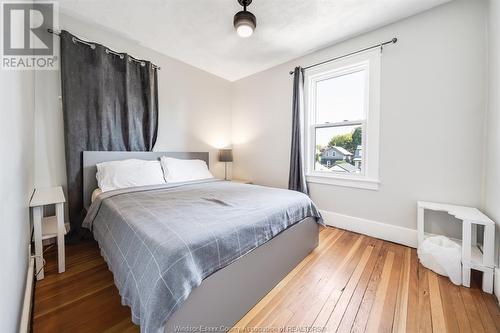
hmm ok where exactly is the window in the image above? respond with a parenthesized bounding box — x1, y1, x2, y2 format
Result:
(304, 50, 381, 190)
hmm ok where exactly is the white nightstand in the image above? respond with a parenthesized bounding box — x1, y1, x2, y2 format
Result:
(29, 186, 68, 280)
(230, 178, 253, 184)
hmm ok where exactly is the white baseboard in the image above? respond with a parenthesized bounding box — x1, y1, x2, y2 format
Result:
(495, 268, 500, 305)
(320, 210, 418, 248)
(19, 245, 34, 333)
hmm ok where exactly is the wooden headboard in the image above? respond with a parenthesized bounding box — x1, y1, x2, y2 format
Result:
(82, 151, 209, 209)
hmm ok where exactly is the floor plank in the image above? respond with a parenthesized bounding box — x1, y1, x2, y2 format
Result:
(33, 240, 138, 333)
(322, 244, 374, 332)
(447, 277, 474, 332)
(335, 239, 383, 333)
(428, 271, 446, 333)
(438, 275, 460, 333)
(460, 284, 487, 333)
(470, 285, 498, 333)
(483, 292, 500, 332)
(33, 227, 500, 333)
(417, 264, 433, 332)
(364, 248, 395, 333)
(380, 243, 406, 333)
(350, 244, 389, 333)
(392, 247, 411, 333)
(405, 249, 419, 333)
(297, 235, 367, 330)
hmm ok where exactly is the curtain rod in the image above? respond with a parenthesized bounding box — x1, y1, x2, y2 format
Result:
(289, 37, 397, 75)
(47, 28, 161, 70)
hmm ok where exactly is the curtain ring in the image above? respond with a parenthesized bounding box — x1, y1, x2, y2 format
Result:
(72, 37, 76, 44)
(90, 44, 96, 50)
(141, 62, 145, 67)
(105, 49, 109, 54)
(120, 54, 124, 59)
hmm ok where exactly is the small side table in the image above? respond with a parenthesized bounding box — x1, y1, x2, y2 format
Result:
(417, 201, 495, 293)
(29, 187, 67, 280)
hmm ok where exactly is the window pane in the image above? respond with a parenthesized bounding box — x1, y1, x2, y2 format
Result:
(316, 70, 366, 124)
(314, 125, 363, 174)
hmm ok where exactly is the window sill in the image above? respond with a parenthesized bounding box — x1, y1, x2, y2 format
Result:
(306, 174, 380, 190)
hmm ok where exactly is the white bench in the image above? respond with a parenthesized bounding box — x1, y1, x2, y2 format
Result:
(417, 201, 495, 293)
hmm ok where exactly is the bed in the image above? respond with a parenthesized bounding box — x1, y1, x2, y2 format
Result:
(82, 151, 322, 333)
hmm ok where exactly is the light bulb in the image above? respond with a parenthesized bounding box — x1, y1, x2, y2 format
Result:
(233, 5, 256, 38)
(237, 24, 254, 38)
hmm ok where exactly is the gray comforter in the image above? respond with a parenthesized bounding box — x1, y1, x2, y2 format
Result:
(83, 179, 322, 333)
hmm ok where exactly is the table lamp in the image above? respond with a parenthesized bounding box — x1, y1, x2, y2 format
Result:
(218, 149, 233, 180)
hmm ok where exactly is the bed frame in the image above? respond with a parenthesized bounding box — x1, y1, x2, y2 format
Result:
(82, 151, 319, 333)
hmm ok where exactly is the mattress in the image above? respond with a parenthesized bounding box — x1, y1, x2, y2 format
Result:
(91, 188, 102, 202)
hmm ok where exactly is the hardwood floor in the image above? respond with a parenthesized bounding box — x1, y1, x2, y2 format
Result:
(33, 227, 500, 333)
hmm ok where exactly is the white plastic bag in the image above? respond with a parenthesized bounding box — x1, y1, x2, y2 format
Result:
(417, 235, 462, 285)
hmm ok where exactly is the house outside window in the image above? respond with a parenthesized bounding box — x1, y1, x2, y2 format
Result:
(304, 50, 381, 190)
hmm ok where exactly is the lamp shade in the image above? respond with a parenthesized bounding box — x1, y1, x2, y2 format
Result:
(218, 149, 233, 162)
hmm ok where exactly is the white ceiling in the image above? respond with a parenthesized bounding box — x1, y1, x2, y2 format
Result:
(56, 0, 450, 81)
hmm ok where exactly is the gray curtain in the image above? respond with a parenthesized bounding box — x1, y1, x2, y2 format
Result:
(288, 67, 308, 195)
(60, 30, 159, 232)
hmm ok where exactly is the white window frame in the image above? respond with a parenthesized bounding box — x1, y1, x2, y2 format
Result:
(304, 50, 381, 190)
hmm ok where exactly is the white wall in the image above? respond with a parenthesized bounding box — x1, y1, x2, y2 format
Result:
(484, 0, 500, 264)
(232, 0, 488, 236)
(34, 13, 233, 193)
(0, 66, 35, 330)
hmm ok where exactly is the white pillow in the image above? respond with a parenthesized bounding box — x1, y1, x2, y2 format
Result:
(160, 156, 213, 183)
(96, 159, 166, 192)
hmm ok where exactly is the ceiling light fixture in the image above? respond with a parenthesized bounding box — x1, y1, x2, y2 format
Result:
(234, 0, 256, 38)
